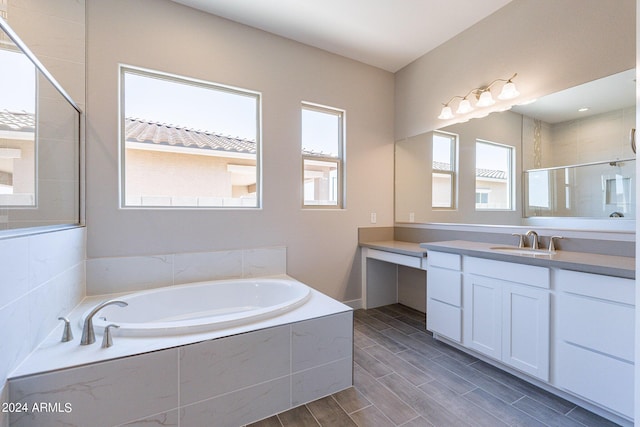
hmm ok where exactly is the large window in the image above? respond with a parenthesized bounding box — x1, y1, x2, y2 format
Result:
(432, 131, 457, 209)
(475, 140, 513, 210)
(301, 103, 344, 208)
(120, 66, 261, 208)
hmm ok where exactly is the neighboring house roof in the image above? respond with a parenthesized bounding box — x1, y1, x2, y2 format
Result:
(125, 118, 332, 158)
(476, 168, 507, 180)
(125, 118, 257, 155)
(0, 110, 35, 132)
(433, 161, 506, 180)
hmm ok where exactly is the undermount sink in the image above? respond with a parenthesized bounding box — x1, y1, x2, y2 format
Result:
(490, 246, 554, 256)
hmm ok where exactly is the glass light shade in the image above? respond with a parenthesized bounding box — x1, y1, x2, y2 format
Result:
(476, 90, 495, 107)
(438, 105, 454, 120)
(456, 98, 473, 114)
(498, 81, 520, 100)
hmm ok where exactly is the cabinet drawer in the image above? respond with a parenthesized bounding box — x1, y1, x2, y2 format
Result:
(365, 248, 424, 269)
(428, 268, 461, 306)
(557, 342, 633, 418)
(558, 292, 634, 362)
(465, 257, 549, 289)
(556, 269, 634, 304)
(427, 299, 461, 342)
(427, 251, 461, 271)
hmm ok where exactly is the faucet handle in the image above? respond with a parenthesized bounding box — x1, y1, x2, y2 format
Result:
(101, 324, 120, 348)
(511, 233, 525, 248)
(549, 236, 563, 252)
(57, 316, 74, 343)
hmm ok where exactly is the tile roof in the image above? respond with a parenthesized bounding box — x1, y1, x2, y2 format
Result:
(433, 161, 506, 180)
(125, 118, 257, 155)
(0, 110, 35, 132)
(125, 118, 331, 158)
(476, 168, 507, 180)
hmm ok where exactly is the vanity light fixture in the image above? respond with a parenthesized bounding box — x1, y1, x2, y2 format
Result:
(456, 97, 474, 114)
(438, 73, 520, 119)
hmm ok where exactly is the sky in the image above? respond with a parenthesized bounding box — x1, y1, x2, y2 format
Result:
(433, 133, 510, 172)
(125, 71, 340, 154)
(0, 49, 36, 113)
(124, 72, 258, 141)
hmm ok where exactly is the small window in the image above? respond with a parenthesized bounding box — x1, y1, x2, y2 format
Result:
(432, 132, 457, 209)
(301, 103, 344, 208)
(475, 140, 513, 210)
(527, 170, 550, 209)
(475, 189, 490, 206)
(120, 66, 261, 208)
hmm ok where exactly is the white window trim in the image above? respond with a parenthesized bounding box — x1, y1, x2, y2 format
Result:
(475, 139, 514, 211)
(301, 101, 345, 209)
(432, 131, 458, 210)
(118, 64, 262, 210)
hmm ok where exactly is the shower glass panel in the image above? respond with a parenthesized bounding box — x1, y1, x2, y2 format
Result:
(524, 159, 635, 218)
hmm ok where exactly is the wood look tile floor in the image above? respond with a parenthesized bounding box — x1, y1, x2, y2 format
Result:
(248, 304, 621, 427)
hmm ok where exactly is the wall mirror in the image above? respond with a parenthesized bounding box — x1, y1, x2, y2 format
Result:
(517, 69, 635, 220)
(0, 18, 81, 236)
(395, 69, 636, 230)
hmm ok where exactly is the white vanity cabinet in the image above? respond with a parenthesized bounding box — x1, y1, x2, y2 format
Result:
(426, 251, 462, 342)
(423, 240, 635, 424)
(555, 269, 635, 419)
(464, 257, 550, 381)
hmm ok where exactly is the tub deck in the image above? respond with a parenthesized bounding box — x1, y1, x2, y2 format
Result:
(10, 274, 351, 379)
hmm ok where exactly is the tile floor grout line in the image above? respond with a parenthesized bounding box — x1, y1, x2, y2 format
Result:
(262, 304, 623, 427)
(353, 361, 424, 423)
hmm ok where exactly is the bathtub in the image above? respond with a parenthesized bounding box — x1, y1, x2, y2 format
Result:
(83, 277, 312, 337)
(12, 275, 353, 427)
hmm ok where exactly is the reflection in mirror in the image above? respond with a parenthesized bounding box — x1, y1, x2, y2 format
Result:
(0, 18, 81, 234)
(395, 69, 636, 229)
(524, 160, 635, 218)
(0, 44, 36, 206)
(518, 69, 636, 219)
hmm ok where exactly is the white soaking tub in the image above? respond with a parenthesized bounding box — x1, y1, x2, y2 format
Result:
(83, 277, 312, 336)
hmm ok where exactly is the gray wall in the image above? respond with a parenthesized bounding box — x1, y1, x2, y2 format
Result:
(395, 0, 636, 141)
(85, 0, 395, 301)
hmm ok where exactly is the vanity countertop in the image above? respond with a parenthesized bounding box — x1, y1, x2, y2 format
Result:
(360, 240, 427, 257)
(421, 240, 635, 279)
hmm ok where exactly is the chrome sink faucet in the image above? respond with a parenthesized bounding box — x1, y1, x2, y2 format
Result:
(525, 230, 539, 249)
(81, 299, 128, 345)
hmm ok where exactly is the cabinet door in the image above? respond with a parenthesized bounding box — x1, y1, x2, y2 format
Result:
(463, 274, 502, 359)
(502, 283, 549, 381)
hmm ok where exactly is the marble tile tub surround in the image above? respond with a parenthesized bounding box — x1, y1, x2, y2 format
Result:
(9, 311, 353, 427)
(86, 246, 286, 295)
(10, 275, 351, 378)
(0, 227, 85, 426)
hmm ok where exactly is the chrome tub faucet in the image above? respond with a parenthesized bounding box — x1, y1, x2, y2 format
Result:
(81, 300, 128, 345)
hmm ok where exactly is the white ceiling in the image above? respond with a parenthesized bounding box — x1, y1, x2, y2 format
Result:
(171, 0, 513, 72)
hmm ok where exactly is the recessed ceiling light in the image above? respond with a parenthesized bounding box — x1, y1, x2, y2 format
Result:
(578, 107, 589, 112)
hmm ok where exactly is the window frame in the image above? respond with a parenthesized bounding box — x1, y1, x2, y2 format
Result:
(474, 139, 514, 211)
(301, 102, 345, 209)
(118, 64, 262, 210)
(431, 131, 458, 210)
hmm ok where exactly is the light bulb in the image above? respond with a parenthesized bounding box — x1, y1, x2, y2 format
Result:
(438, 105, 454, 120)
(476, 90, 495, 107)
(498, 81, 520, 100)
(456, 99, 474, 114)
